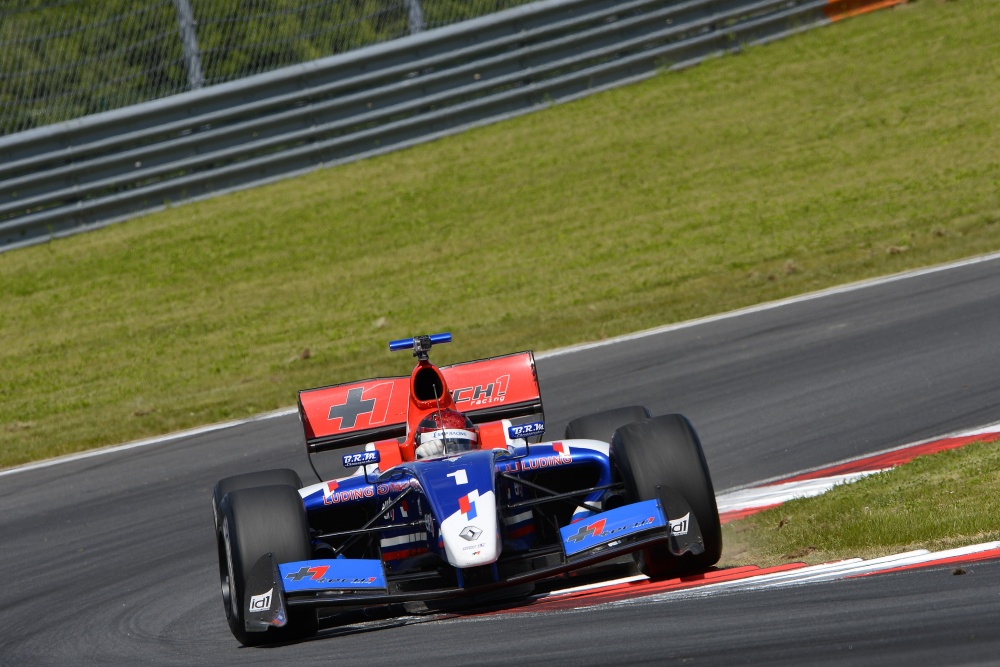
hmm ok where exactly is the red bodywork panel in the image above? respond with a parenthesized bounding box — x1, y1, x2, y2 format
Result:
(298, 351, 542, 453)
(476, 421, 510, 450)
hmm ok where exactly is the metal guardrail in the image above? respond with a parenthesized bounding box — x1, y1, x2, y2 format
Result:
(0, 0, 900, 251)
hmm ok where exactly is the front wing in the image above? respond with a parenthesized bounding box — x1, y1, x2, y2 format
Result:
(242, 498, 703, 629)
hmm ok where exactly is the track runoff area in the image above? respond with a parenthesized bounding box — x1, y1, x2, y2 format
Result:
(448, 421, 1000, 618)
(4, 252, 1000, 620)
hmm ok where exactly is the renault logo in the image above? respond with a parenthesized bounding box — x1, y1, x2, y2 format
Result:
(459, 526, 482, 541)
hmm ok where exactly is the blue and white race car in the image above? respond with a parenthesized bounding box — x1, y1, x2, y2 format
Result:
(212, 333, 722, 645)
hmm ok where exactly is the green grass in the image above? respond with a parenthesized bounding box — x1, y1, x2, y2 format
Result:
(721, 440, 1000, 567)
(1, 0, 999, 469)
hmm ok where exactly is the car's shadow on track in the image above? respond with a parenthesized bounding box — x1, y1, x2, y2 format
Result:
(243, 560, 643, 648)
(243, 571, 617, 648)
(244, 602, 526, 648)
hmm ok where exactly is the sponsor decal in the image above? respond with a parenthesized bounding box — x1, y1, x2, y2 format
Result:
(567, 519, 607, 544)
(552, 442, 570, 457)
(248, 588, 272, 613)
(669, 512, 690, 536)
(498, 454, 573, 474)
(376, 480, 411, 495)
(459, 525, 483, 541)
(423, 429, 476, 449)
(514, 455, 573, 472)
(285, 565, 330, 582)
(561, 499, 667, 557)
(322, 480, 339, 504)
(569, 516, 657, 543)
(285, 566, 376, 585)
(342, 450, 380, 468)
(447, 469, 469, 485)
(458, 491, 478, 521)
(508, 421, 545, 439)
(324, 484, 375, 505)
(452, 375, 509, 407)
(279, 559, 386, 591)
(326, 382, 393, 429)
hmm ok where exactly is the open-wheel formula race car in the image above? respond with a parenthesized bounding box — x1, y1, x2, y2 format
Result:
(212, 333, 722, 645)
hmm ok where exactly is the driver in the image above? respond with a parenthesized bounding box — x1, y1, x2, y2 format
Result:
(414, 409, 479, 459)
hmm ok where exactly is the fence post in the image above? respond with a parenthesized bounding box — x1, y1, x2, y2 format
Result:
(172, 0, 204, 90)
(406, 0, 425, 34)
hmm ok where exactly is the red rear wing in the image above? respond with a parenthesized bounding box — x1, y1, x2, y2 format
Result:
(298, 351, 542, 453)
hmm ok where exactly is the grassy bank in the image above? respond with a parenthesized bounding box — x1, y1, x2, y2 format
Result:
(1, 0, 998, 468)
(721, 440, 1000, 567)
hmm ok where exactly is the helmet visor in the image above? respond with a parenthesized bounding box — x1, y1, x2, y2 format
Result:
(421, 428, 478, 456)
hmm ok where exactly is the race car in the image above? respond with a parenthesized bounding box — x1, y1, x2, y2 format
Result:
(212, 333, 722, 645)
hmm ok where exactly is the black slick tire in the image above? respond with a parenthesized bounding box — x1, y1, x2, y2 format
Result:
(217, 484, 317, 646)
(610, 414, 722, 579)
(212, 468, 302, 530)
(564, 406, 652, 442)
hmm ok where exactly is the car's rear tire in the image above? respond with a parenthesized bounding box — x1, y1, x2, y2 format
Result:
(563, 408, 654, 506)
(610, 414, 722, 579)
(218, 484, 318, 646)
(212, 469, 302, 530)
(564, 406, 652, 442)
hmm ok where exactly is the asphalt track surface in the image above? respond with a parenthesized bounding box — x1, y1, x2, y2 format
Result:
(3, 255, 1000, 665)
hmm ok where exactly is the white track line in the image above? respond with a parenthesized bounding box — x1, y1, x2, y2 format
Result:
(544, 574, 649, 597)
(716, 423, 1000, 514)
(715, 470, 889, 514)
(5, 250, 1000, 477)
(0, 407, 297, 478)
(719, 419, 1000, 494)
(607, 541, 1000, 607)
(536, 249, 1000, 359)
(538, 541, 1000, 607)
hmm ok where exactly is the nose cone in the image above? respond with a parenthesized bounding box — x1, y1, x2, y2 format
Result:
(439, 490, 501, 567)
(402, 449, 502, 568)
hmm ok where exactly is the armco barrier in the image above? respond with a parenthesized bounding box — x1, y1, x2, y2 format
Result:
(0, 0, 902, 251)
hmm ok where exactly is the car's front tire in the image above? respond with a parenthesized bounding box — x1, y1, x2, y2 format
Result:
(610, 414, 722, 579)
(217, 484, 317, 646)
